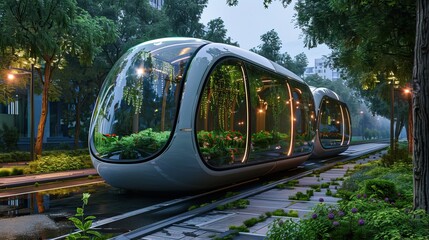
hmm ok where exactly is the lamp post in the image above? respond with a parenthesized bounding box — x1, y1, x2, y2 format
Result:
(387, 71, 399, 155)
(7, 64, 35, 161)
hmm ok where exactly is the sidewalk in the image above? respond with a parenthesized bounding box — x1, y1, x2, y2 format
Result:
(140, 151, 386, 240)
(0, 168, 98, 189)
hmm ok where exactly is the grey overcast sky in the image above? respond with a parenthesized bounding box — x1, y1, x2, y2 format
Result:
(200, 0, 331, 65)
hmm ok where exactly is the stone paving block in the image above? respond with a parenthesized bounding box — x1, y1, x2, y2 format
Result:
(248, 217, 280, 234)
(227, 205, 284, 215)
(281, 207, 312, 218)
(246, 197, 295, 208)
(142, 234, 176, 240)
(198, 212, 259, 232)
(295, 177, 332, 186)
(181, 212, 234, 227)
(150, 227, 187, 239)
(310, 195, 340, 203)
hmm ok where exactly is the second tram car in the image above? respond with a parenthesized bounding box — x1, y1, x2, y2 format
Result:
(310, 87, 351, 158)
(89, 37, 349, 191)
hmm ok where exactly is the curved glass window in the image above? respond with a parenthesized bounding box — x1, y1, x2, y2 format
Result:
(196, 59, 248, 168)
(289, 81, 316, 156)
(91, 40, 204, 161)
(318, 97, 351, 148)
(247, 65, 293, 163)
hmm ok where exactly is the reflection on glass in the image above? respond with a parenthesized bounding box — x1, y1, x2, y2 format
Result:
(91, 41, 203, 161)
(248, 65, 293, 163)
(196, 59, 247, 167)
(319, 97, 350, 148)
(289, 81, 316, 156)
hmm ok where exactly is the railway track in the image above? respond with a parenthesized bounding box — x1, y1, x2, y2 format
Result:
(51, 143, 387, 240)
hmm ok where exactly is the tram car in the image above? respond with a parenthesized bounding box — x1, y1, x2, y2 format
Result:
(89, 37, 349, 192)
(310, 87, 351, 158)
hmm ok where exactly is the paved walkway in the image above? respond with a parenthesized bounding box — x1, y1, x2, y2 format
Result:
(141, 150, 386, 240)
(0, 168, 98, 189)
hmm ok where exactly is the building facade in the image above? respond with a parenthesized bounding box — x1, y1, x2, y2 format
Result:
(304, 57, 341, 81)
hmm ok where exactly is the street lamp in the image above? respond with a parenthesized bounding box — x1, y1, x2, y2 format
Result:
(7, 64, 35, 161)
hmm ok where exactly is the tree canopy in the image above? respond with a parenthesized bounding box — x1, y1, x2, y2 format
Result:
(251, 29, 308, 76)
(0, 0, 117, 155)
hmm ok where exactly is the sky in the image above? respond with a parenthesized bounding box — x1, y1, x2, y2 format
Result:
(200, 0, 331, 66)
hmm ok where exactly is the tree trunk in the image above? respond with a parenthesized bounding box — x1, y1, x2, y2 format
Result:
(74, 102, 81, 149)
(408, 96, 414, 153)
(35, 64, 52, 156)
(394, 115, 404, 142)
(413, 0, 429, 213)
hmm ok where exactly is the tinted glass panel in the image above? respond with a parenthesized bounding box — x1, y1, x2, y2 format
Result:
(342, 105, 351, 144)
(289, 81, 316, 155)
(91, 41, 202, 161)
(319, 97, 349, 148)
(196, 59, 247, 168)
(247, 65, 293, 163)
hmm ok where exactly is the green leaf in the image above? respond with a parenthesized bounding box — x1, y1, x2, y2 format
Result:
(84, 216, 96, 221)
(83, 220, 92, 230)
(87, 230, 103, 238)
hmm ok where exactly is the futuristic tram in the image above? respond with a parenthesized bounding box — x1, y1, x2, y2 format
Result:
(310, 87, 351, 158)
(89, 37, 351, 192)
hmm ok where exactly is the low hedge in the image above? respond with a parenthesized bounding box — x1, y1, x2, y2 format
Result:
(25, 153, 92, 174)
(0, 149, 90, 163)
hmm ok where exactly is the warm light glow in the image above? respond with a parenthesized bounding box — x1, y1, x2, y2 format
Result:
(286, 83, 294, 156)
(360, 111, 364, 114)
(258, 109, 264, 113)
(136, 67, 144, 76)
(404, 88, 411, 94)
(7, 74, 15, 80)
(178, 47, 191, 56)
(340, 106, 345, 146)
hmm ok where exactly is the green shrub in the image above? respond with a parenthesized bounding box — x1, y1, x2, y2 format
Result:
(11, 168, 24, 175)
(243, 217, 260, 227)
(381, 143, 412, 167)
(26, 153, 92, 174)
(289, 191, 311, 201)
(267, 201, 429, 240)
(0, 169, 10, 177)
(364, 179, 397, 200)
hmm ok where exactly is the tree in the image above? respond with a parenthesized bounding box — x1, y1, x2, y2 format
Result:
(55, 57, 102, 148)
(413, 0, 429, 213)
(163, 0, 208, 37)
(251, 29, 308, 76)
(0, 0, 116, 156)
(279, 52, 308, 77)
(203, 18, 239, 46)
(229, 0, 429, 212)
(251, 29, 282, 62)
(79, 0, 170, 67)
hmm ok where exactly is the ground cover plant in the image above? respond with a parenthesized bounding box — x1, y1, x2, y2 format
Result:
(267, 147, 429, 239)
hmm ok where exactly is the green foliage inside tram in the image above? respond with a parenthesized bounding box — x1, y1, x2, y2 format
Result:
(91, 41, 201, 160)
(196, 59, 315, 168)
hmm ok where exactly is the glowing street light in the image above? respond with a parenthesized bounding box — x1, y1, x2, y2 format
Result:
(8, 64, 35, 161)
